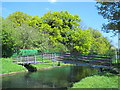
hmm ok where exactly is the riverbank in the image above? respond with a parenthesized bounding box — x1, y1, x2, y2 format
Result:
(0, 58, 68, 76)
(1, 58, 27, 74)
(71, 74, 119, 88)
(0, 65, 68, 76)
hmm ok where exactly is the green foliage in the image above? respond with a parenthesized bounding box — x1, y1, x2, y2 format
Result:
(2, 20, 17, 57)
(41, 11, 81, 29)
(67, 28, 93, 54)
(96, 2, 120, 33)
(2, 20, 49, 57)
(14, 23, 48, 50)
(41, 11, 82, 53)
(2, 10, 111, 57)
(6, 11, 32, 26)
(89, 28, 110, 55)
(71, 75, 119, 88)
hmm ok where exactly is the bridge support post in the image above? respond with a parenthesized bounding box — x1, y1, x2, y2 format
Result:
(42, 53, 44, 62)
(17, 57, 18, 63)
(23, 64, 37, 72)
(98, 68, 103, 72)
(20, 57, 22, 62)
(57, 62, 60, 66)
(34, 55, 36, 63)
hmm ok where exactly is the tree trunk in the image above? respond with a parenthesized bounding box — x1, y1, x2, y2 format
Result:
(118, 32, 120, 63)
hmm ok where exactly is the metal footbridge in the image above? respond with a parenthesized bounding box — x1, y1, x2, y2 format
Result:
(12, 52, 113, 69)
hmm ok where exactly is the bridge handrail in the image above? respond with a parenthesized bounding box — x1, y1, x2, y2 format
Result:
(12, 52, 113, 65)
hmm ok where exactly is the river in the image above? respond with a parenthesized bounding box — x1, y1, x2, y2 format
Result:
(2, 65, 98, 89)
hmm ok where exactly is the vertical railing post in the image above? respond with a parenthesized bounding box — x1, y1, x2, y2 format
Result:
(25, 56, 26, 63)
(27, 56, 29, 64)
(34, 55, 36, 63)
(20, 57, 22, 63)
(52, 52, 55, 67)
(17, 56, 18, 63)
(51, 52, 53, 61)
(42, 53, 44, 62)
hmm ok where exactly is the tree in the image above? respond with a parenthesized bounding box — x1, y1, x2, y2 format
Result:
(88, 28, 110, 55)
(14, 23, 49, 50)
(2, 10, 112, 57)
(2, 20, 49, 57)
(96, 1, 120, 33)
(41, 11, 81, 29)
(96, 1, 120, 62)
(41, 11, 81, 40)
(41, 11, 82, 52)
(66, 28, 93, 54)
(2, 20, 17, 57)
(6, 11, 32, 26)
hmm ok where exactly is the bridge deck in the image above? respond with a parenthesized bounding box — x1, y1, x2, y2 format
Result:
(61, 60, 112, 69)
(14, 60, 58, 65)
(12, 52, 113, 69)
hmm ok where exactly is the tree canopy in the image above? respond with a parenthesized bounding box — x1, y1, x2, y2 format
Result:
(2, 11, 111, 57)
(96, 1, 120, 33)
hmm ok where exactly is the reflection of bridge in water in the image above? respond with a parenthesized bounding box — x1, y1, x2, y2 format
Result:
(12, 52, 113, 69)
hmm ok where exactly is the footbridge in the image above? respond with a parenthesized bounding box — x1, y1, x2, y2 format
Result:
(12, 52, 113, 69)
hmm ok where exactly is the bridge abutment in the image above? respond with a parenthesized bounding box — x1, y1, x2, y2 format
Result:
(22, 64, 37, 72)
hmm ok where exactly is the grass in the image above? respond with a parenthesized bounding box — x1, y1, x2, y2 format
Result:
(71, 75, 119, 88)
(1, 58, 27, 74)
(1, 58, 66, 74)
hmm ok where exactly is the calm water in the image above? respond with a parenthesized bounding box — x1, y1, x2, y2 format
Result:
(2, 65, 98, 89)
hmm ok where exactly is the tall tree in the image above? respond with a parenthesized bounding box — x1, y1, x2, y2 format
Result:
(41, 11, 81, 51)
(6, 11, 32, 26)
(96, 1, 120, 62)
(2, 20, 17, 57)
(68, 28, 93, 54)
(96, 1, 120, 33)
(2, 20, 49, 57)
(89, 28, 110, 55)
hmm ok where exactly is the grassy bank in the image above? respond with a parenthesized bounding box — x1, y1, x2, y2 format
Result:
(31, 62, 65, 69)
(1, 58, 66, 74)
(1, 58, 27, 74)
(71, 75, 119, 88)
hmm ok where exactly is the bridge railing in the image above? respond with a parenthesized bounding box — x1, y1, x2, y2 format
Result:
(12, 52, 113, 66)
(12, 52, 61, 64)
(59, 53, 113, 66)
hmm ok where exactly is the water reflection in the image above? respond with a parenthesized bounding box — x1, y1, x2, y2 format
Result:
(2, 65, 98, 88)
